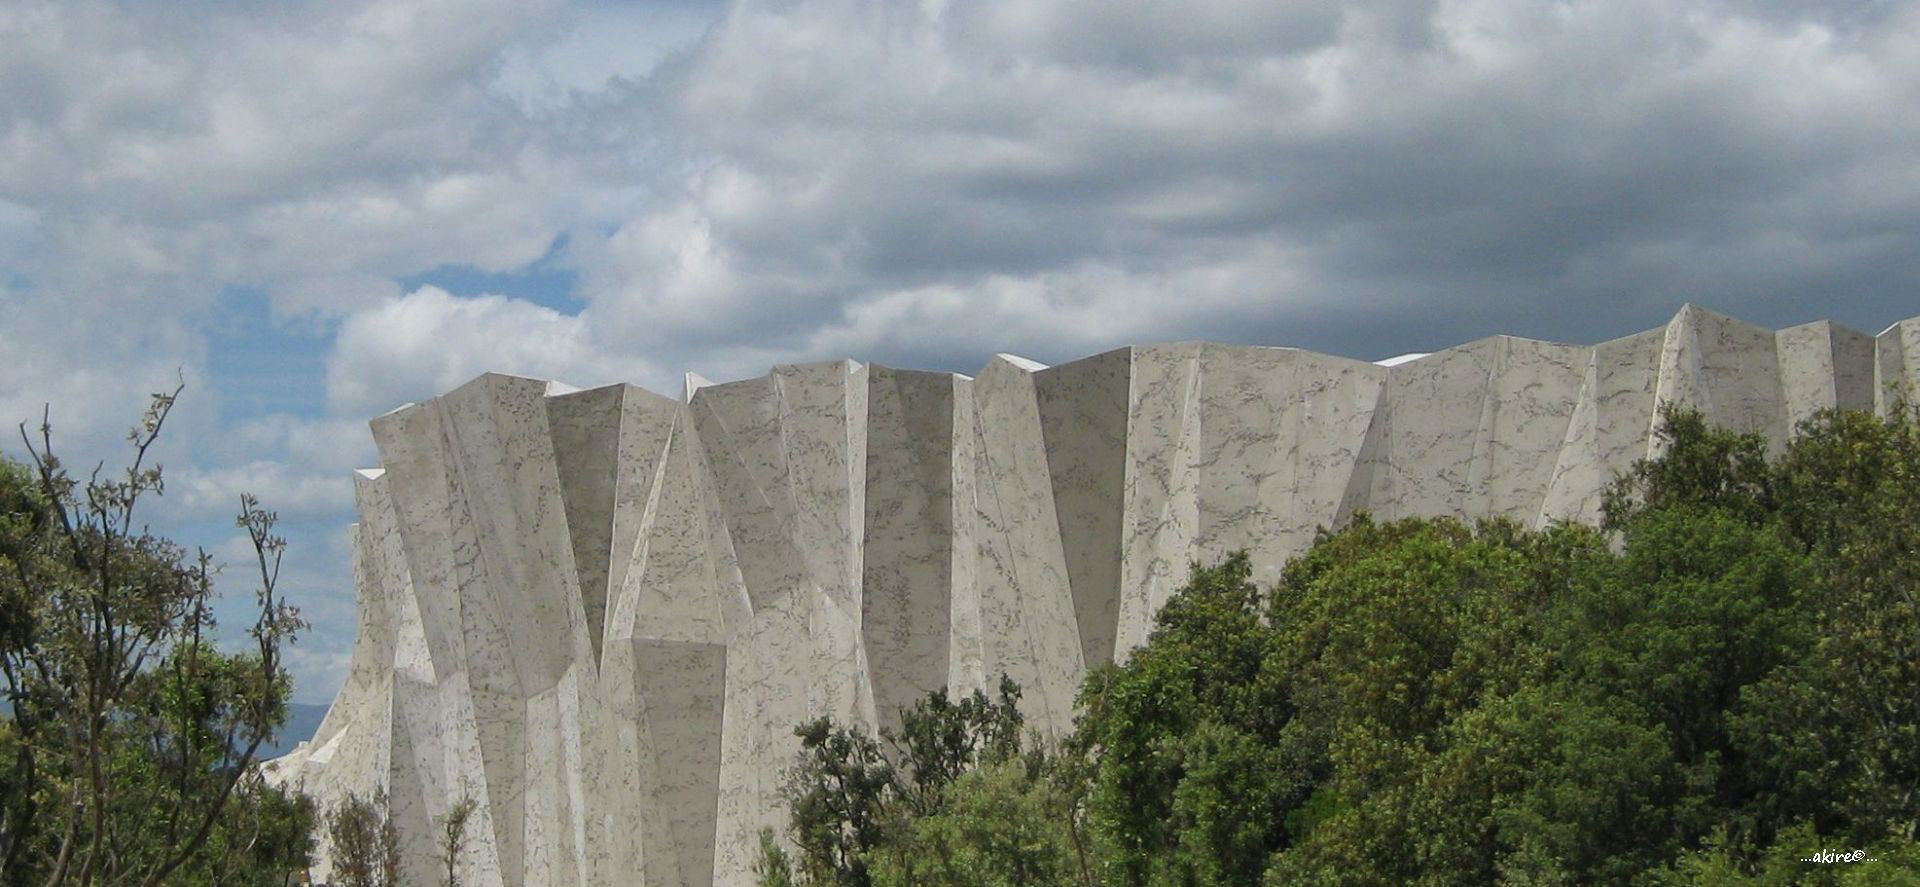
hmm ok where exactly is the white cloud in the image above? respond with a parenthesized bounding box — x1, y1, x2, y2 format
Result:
(1, 0, 692, 704)
(327, 286, 669, 416)
(0, 294, 212, 472)
(0, 0, 615, 322)
(173, 460, 357, 519)
(493, 0, 718, 115)
(233, 415, 379, 474)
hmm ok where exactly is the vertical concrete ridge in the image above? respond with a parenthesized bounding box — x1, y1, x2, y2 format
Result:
(1033, 347, 1131, 671)
(1538, 343, 1603, 526)
(1486, 337, 1588, 523)
(1777, 321, 1877, 434)
(545, 384, 626, 668)
(1293, 350, 1388, 549)
(969, 354, 1083, 736)
(1876, 317, 1920, 413)
(272, 309, 1920, 886)
(691, 375, 805, 614)
(1336, 366, 1390, 527)
(354, 470, 434, 686)
(946, 374, 987, 700)
(631, 639, 727, 887)
(1117, 344, 1203, 661)
(609, 404, 732, 646)
(605, 387, 683, 640)
(862, 366, 961, 729)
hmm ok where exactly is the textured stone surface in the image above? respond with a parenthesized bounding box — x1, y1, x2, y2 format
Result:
(265, 306, 1920, 885)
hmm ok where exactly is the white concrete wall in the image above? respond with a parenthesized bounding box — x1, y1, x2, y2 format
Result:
(265, 306, 1920, 885)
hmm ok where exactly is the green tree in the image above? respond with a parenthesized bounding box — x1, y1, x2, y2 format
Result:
(1600, 405, 1776, 531)
(1260, 518, 1598, 885)
(763, 404, 1920, 885)
(1659, 821, 1920, 886)
(779, 717, 896, 886)
(889, 677, 1024, 818)
(436, 793, 477, 887)
(1517, 404, 1918, 877)
(0, 389, 311, 886)
(1728, 404, 1920, 852)
(167, 771, 316, 887)
(1774, 406, 1920, 842)
(761, 678, 1039, 886)
(327, 791, 401, 887)
(1073, 551, 1294, 886)
(868, 754, 1092, 887)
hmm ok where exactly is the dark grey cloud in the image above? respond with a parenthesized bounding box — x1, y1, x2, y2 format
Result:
(553, 0, 1920, 387)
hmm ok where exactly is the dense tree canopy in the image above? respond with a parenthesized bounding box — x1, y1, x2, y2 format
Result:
(763, 404, 1920, 885)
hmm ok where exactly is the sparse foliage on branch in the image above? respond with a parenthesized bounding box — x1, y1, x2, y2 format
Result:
(0, 387, 313, 886)
(437, 792, 477, 887)
(328, 790, 402, 887)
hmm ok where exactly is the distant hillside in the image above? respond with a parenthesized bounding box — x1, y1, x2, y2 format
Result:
(3, 699, 326, 760)
(261, 702, 330, 759)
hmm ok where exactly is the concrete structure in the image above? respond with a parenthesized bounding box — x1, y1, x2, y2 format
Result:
(266, 306, 1920, 885)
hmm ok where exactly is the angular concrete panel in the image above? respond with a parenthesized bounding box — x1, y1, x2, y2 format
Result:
(970, 355, 1085, 734)
(1191, 346, 1387, 584)
(631, 640, 728, 886)
(1652, 306, 1787, 454)
(1033, 348, 1131, 670)
(1117, 344, 1203, 659)
(691, 376, 809, 614)
(1878, 318, 1920, 413)
(607, 388, 684, 633)
(608, 408, 739, 647)
(862, 367, 962, 727)
(945, 376, 988, 700)
(1285, 351, 1388, 554)
(546, 385, 628, 666)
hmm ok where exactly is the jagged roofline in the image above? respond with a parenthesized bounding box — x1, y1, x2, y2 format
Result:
(366, 304, 1876, 418)
(272, 303, 1920, 887)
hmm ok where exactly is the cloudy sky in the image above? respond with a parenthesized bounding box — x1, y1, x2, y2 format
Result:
(3, 0, 1918, 703)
